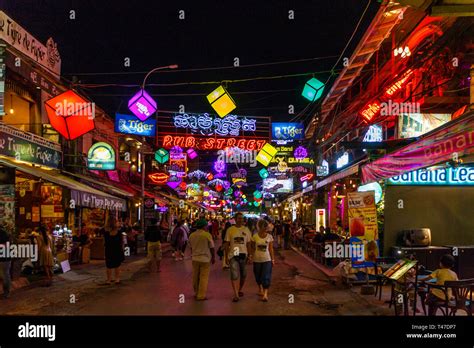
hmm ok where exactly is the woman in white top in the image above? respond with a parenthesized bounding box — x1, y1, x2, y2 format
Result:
(251, 219, 275, 302)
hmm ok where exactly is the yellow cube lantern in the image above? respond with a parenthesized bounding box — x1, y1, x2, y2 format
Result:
(207, 85, 236, 117)
(256, 143, 278, 167)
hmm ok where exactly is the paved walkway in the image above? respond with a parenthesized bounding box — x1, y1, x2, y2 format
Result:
(0, 244, 393, 315)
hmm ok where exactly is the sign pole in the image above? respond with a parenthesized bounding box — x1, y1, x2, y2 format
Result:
(141, 136, 145, 235)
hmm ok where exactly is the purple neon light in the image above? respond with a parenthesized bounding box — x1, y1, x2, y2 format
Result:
(294, 146, 308, 160)
(186, 148, 198, 159)
(128, 89, 157, 121)
(214, 160, 226, 173)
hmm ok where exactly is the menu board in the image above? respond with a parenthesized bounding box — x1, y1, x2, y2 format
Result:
(383, 259, 418, 280)
(348, 191, 379, 268)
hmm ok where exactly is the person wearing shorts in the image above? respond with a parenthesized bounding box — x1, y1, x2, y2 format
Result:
(224, 213, 252, 302)
(145, 218, 162, 272)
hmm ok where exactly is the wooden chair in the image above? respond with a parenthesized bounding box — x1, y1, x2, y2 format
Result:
(425, 278, 474, 316)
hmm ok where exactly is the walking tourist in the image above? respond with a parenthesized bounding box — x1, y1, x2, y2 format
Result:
(188, 219, 215, 301)
(251, 219, 275, 302)
(224, 212, 252, 302)
(172, 220, 188, 261)
(0, 225, 12, 299)
(104, 218, 125, 284)
(220, 221, 232, 270)
(144, 218, 162, 272)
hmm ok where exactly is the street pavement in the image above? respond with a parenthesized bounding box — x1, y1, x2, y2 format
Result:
(0, 243, 393, 316)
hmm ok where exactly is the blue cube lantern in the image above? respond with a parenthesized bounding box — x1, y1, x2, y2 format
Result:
(302, 78, 325, 102)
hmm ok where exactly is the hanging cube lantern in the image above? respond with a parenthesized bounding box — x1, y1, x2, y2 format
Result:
(155, 148, 169, 164)
(167, 176, 181, 190)
(206, 85, 236, 118)
(207, 173, 214, 180)
(302, 77, 325, 102)
(128, 89, 157, 121)
(259, 168, 269, 179)
(216, 184, 223, 192)
(44, 90, 96, 140)
(186, 148, 198, 160)
(253, 190, 262, 199)
(179, 181, 188, 190)
(256, 143, 278, 167)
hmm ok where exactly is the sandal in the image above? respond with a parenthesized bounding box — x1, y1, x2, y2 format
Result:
(232, 296, 240, 302)
(238, 291, 244, 297)
(262, 297, 268, 302)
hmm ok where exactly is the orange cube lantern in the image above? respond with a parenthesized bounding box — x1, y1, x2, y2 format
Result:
(45, 90, 96, 140)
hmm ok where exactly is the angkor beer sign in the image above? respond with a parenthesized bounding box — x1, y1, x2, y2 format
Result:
(0, 11, 61, 77)
(157, 112, 270, 150)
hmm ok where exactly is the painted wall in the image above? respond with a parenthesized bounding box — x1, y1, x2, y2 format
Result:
(384, 185, 474, 255)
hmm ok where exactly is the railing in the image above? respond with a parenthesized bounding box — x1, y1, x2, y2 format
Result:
(0, 121, 62, 152)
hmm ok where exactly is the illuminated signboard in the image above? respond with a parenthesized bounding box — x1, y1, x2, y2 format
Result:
(358, 182, 383, 204)
(363, 125, 383, 142)
(115, 113, 156, 137)
(162, 135, 267, 151)
(359, 101, 381, 123)
(384, 69, 413, 98)
(157, 113, 270, 150)
(271, 123, 304, 141)
(336, 152, 349, 169)
(87, 142, 115, 170)
(317, 160, 329, 176)
(173, 113, 256, 136)
(263, 178, 294, 194)
(388, 167, 474, 186)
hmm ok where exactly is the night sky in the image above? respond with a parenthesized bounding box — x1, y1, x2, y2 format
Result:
(1, 0, 380, 196)
(2, 0, 379, 120)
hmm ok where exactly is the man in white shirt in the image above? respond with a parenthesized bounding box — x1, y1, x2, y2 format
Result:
(224, 212, 252, 302)
(188, 219, 215, 301)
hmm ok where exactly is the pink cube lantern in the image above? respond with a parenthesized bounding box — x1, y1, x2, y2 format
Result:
(128, 89, 157, 121)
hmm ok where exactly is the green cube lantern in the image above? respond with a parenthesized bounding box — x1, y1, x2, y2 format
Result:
(155, 148, 169, 164)
(259, 168, 269, 179)
(302, 77, 325, 102)
(253, 190, 262, 199)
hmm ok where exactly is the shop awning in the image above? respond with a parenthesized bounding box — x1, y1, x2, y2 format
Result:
(130, 185, 173, 206)
(62, 171, 135, 198)
(361, 111, 474, 184)
(316, 162, 361, 189)
(0, 157, 127, 211)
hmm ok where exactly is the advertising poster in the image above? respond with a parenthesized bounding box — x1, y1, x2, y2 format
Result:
(40, 185, 63, 218)
(347, 191, 379, 268)
(0, 184, 15, 229)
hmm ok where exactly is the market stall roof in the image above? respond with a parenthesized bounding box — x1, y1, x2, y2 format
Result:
(129, 184, 173, 206)
(0, 156, 124, 202)
(62, 171, 134, 198)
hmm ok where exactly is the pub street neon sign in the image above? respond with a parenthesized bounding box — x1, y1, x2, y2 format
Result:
(173, 113, 256, 136)
(162, 135, 266, 151)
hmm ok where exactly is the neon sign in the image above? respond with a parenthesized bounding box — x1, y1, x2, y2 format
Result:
(359, 101, 381, 123)
(162, 135, 266, 151)
(294, 146, 308, 160)
(363, 125, 383, 142)
(148, 172, 169, 184)
(87, 142, 115, 170)
(384, 69, 413, 97)
(173, 113, 256, 136)
(388, 167, 474, 186)
(300, 174, 314, 182)
(336, 152, 349, 169)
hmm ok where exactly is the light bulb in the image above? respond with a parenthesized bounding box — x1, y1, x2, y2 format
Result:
(9, 108, 14, 114)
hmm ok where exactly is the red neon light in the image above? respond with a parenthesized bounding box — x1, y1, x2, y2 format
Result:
(359, 101, 381, 123)
(300, 174, 314, 182)
(44, 90, 95, 140)
(384, 69, 413, 97)
(162, 135, 267, 151)
(148, 172, 169, 184)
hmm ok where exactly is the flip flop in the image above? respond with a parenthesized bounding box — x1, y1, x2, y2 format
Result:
(232, 296, 239, 302)
(262, 297, 268, 302)
(238, 291, 244, 297)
